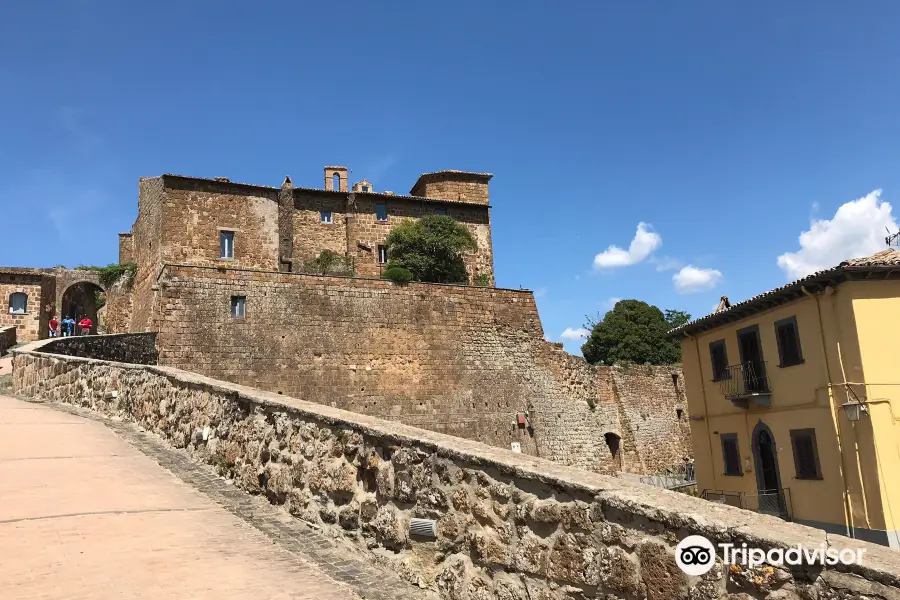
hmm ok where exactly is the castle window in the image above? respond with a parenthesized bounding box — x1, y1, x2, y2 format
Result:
(332, 173, 340, 191)
(8, 292, 27, 314)
(362, 186, 370, 192)
(320, 211, 333, 224)
(376, 203, 388, 222)
(435, 208, 448, 216)
(377, 245, 388, 264)
(220, 231, 235, 259)
(720, 433, 742, 476)
(231, 296, 246, 318)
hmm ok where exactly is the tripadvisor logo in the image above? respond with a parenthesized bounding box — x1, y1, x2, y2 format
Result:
(675, 535, 866, 576)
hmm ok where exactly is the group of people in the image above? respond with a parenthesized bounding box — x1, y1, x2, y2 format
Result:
(48, 315, 93, 337)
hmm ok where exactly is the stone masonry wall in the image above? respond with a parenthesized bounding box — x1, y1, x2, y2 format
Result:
(151, 265, 691, 476)
(0, 325, 16, 355)
(13, 347, 900, 600)
(292, 191, 349, 267)
(38, 332, 158, 365)
(162, 179, 280, 270)
(129, 177, 165, 332)
(0, 272, 43, 342)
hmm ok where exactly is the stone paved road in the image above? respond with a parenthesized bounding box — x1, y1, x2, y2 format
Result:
(0, 393, 375, 600)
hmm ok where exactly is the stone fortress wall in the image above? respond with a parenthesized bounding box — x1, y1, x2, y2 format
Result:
(12, 342, 900, 600)
(113, 264, 693, 476)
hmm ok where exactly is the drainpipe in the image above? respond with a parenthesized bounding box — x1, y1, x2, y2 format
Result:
(685, 332, 716, 491)
(802, 285, 855, 536)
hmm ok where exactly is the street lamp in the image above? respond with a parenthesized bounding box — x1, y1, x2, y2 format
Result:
(841, 401, 868, 422)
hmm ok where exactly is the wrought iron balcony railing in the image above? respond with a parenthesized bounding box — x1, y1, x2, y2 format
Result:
(718, 361, 771, 405)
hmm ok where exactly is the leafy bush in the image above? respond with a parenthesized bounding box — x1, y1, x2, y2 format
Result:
(472, 273, 491, 287)
(384, 215, 477, 284)
(382, 266, 413, 284)
(75, 263, 137, 289)
(302, 250, 355, 276)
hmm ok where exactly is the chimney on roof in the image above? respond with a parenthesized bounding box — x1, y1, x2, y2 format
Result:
(352, 179, 373, 193)
(214, 177, 230, 182)
(714, 296, 731, 313)
(324, 166, 348, 192)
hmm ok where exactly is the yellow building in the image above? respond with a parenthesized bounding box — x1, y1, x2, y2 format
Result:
(672, 249, 900, 548)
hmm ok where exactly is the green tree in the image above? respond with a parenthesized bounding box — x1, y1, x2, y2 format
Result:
(384, 215, 478, 284)
(581, 300, 688, 365)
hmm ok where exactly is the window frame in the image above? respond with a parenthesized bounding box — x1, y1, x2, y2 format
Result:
(230, 296, 246, 319)
(774, 316, 804, 368)
(8, 292, 27, 315)
(375, 203, 388, 222)
(720, 433, 742, 476)
(220, 230, 235, 260)
(709, 339, 730, 382)
(435, 207, 448, 216)
(377, 245, 388, 265)
(320, 210, 333, 224)
(790, 428, 822, 480)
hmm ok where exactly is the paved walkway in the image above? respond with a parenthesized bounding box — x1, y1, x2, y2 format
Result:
(0, 393, 422, 600)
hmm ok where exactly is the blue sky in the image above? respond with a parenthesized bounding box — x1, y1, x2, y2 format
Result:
(3, 1, 900, 354)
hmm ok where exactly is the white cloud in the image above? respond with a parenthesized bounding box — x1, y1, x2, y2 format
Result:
(592, 222, 662, 269)
(560, 327, 590, 341)
(673, 266, 723, 293)
(777, 190, 897, 281)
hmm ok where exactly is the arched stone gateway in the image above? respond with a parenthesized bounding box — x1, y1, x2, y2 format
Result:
(59, 281, 105, 334)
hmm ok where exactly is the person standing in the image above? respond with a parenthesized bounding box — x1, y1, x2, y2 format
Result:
(62, 315, 75, 337)
(48, 315, 59, 338)
(78, 316, 93, 336)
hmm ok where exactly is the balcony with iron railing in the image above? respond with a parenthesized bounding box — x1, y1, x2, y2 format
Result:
(718, 361, 771, 409)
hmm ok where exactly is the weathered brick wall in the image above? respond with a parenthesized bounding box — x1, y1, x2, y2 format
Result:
(129, 177, 165, 332)
(411, 174, 490, 205)
(13, 348, 900, 600)
(292, 191, 349, 267)
(349, 195, 493, 282)
(162, 179, 279, 270)
(118, 233, 134, 264)
(0, 272, 43, 342)
(150, 265, 690, 475)
(0, 325, 16, 355)
(38, 332, 158, 364)
(98, 276, 133, 334)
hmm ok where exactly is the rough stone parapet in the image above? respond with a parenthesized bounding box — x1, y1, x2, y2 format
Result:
(37, 333, 158, 365)
(12, 344, 900, 600)
(0, 325, 16, 356)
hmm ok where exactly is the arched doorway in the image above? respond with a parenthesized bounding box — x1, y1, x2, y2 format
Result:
(604, 432, 623, 470)
(751, 421, 785, 516)
(60, 281, 104, 335)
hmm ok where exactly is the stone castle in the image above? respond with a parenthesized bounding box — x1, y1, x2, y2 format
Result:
(2, 164, 693, 476)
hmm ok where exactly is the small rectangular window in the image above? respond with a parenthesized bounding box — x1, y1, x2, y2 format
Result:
(231, 296, 246, 318)
(220, 231, 235, 259)
(435, 208, 448, 216)
(9, 293, 27, 314)
(790, 428, 822, 479)
(320, 211, 333, 224)
(709, 339, 729, 382)
(362, 186, 370, 192)
(375, 203, 388, 222)
(377, 245, 388, 264)
(775, 316, 804, 367)
(720, 434, 742, 476)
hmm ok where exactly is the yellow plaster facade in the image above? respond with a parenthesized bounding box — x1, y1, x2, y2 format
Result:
(675, 252, 900, 548)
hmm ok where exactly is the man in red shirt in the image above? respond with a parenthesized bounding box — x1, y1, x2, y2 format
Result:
(78, 316, 93, 336)
(48, 315, 59, 337)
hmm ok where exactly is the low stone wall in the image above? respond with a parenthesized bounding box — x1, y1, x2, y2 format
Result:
(0, 325, 15, 356)
(12, 345, 900, 600)
(37, 333, 158, 365)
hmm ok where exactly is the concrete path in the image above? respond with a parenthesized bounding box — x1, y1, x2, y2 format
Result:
(0, 393, 363, 600)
